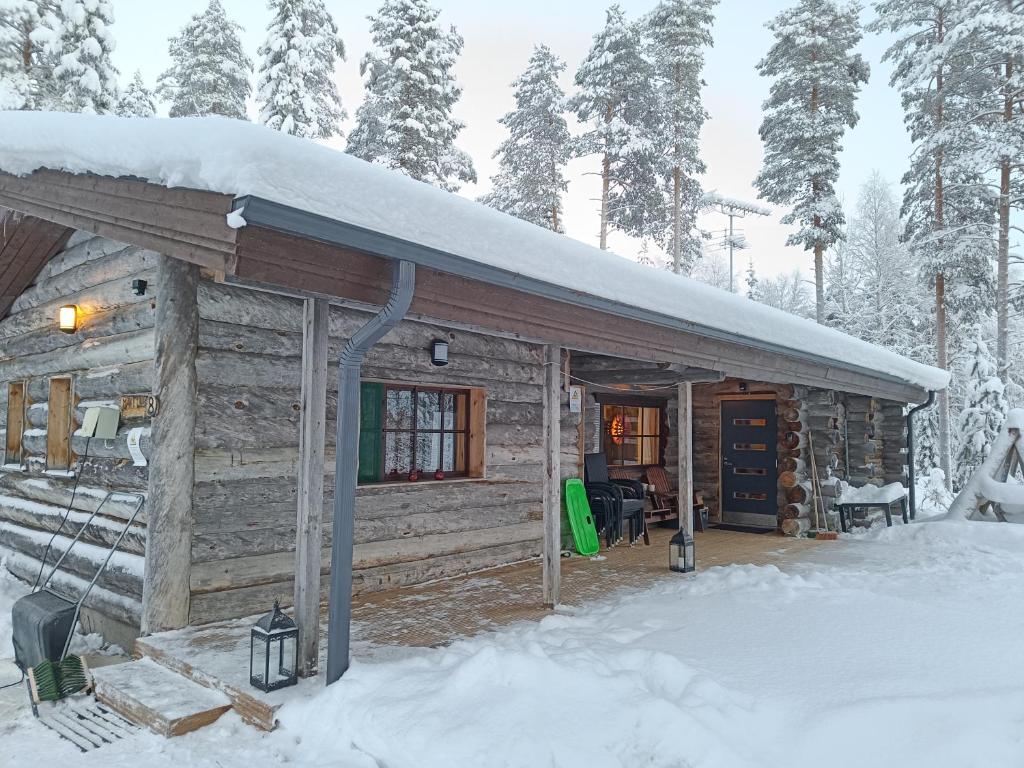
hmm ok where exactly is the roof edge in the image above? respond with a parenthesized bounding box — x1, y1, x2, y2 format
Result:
(233, 195, 944, 398)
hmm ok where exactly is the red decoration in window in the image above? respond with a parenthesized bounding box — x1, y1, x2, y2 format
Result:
(609, 413, 628, 445)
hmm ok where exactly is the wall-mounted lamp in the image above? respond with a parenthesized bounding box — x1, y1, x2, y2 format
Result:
(431, 339, 450, 367)
(58, 304, 79, 334)
(738, 381, 748, 393)
(131, 279, 148, 297)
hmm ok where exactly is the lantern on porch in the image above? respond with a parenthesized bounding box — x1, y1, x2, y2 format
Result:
(669, 530, 695, 573)
(250, 600, 298, 692)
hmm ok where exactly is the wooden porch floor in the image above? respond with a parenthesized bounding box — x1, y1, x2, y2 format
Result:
(349, 526, 817, 648)
(133, 527, 823, 729)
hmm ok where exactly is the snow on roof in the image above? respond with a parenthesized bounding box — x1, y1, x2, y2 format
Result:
(0, 111, 949, 393)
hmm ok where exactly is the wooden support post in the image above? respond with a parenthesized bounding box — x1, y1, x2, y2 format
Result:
(294, 298, 329, 677)
(142, 256, 198, 634)
(542, 344, 561, 607)
(678, 382, 694, 541)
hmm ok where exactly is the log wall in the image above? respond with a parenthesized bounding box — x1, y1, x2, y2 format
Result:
(0, 233, 152, 646)
(188, 281, 583, 624)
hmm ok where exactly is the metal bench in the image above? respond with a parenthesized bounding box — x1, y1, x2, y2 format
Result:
(836, 496, 909, 533)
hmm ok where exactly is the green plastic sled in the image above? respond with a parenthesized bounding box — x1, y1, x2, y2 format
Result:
(564, 478, 600, 557)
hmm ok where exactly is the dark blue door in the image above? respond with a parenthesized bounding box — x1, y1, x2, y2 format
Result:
(721, 399, 777, 528)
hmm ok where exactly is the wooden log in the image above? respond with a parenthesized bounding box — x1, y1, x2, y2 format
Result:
(785, 484, 808, 504)
(542, 344, 560, 607)
(781, 517, 811, 536)
(780, 406, 800, 423)
(141, 256, 198, 634)
(779, 470, 799, 489)
(782, 503, 809, 519)
(780, 432, 800, 450)
(294, 298, 328, 678)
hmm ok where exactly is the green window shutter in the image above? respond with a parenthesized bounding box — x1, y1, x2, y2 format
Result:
(358, 382, 383, 483)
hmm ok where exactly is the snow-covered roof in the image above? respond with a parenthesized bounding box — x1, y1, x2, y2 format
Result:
(0, 111, 949, 393)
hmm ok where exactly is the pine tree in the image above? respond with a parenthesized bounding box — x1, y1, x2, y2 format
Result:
(116, 69, 156, 117)
(744, 258, 758, 299)
(346, 0, 475, 192)
(873, 0, 998, 487)
(0, 0, 59, 110)
(157, 0, 252, 119)
(256, 0, 346, 138)
(647, 0, 717, 273)
(50, 0, 118, 114)
(755, 0, 869, 324)
(955, 331, 1007, 486)
(939, 1, 1024, 382)
(572, 5, 662, 249)
(480, 45, 570, 232)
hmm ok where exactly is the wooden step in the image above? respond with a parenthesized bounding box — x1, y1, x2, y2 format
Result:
(92, 658, 232, 737)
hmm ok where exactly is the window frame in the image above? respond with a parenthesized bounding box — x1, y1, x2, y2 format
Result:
(46, 376, 74, 472)
(379, 384, 471, 480)
(4, 380, 27, 466)
(595, 393, 668, 469)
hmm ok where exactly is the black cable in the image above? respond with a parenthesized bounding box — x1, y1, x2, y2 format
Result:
(0, 669, 25, 690)
(32, 436, 92, 591)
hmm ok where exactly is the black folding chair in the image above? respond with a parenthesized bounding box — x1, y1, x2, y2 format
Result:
(583, 453, 646, 545)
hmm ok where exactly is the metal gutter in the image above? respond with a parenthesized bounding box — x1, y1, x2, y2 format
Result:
(231, 196, 941, 397)
(906, 390, 937, 521)
(326, 259, 416, 685)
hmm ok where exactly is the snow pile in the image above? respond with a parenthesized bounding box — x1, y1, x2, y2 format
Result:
(7, 517, 1024, 766)
(837, 480, 906, 505)
(0, 111, 948, 392)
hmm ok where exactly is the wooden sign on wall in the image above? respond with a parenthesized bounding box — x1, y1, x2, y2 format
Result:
(121, 394, 158, 419)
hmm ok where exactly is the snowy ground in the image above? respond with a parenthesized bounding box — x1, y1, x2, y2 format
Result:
(4, 518, 1024, 767)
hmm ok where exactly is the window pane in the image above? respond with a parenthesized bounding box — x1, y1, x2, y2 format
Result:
(384, 432, 412, 473)
(640, 407, 660, 437)
(623, 407, 640, 437)
(416, 431, 442, 471)
(417, 391, 441, 429)
(640, 436, 659, 465)
(454, 393, 468, 431)
(621, 436, 640, 465)
(442, 433, 456, 472)
(442, 392, 456, 430)
(385, 389, 414, 429)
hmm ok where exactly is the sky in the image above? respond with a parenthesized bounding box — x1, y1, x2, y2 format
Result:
(111, 0, 915, 282)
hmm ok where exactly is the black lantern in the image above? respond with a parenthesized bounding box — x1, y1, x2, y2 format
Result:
(250, 600, 298, 692)
(431, 339, 449, 366)
(669, 530, 695, 573)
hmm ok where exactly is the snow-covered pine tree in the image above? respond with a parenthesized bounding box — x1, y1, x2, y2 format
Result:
(479, 45, 570, 231)
(647, 0, 717, 273)
(572, 5, 662, 249)
(954, 331, 1007, 487)
(0, 0, 57, 109)
(346, 0, 475, 191)
(755, 0, 869, 324)
(256, 0, 346, 138)
(938, 1, 1024, 382)
(157, 0, 252, 119)
(50, 0, 118, 114)
(744, 258, 758, 299)
(116, 70, 156, 117)
(873, 0, 997, 487)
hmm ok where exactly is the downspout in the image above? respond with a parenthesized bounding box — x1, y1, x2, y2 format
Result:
(906, 390, 937, 521)
(326, 259, 416, 685)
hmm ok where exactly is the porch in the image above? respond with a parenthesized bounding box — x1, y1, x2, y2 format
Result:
(126, 526, 821, 730)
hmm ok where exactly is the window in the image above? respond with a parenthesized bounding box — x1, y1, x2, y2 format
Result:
(46, 377, 73, 471)
(5, 381, 26, 465)
(600, 400, 664, 467)
(358, 382, 485, 483)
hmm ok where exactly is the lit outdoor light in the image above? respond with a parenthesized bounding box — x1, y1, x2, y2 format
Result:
(58, 304, 79, 334)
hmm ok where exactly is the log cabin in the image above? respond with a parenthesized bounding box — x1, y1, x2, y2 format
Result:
(0, 113, 948, 676)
